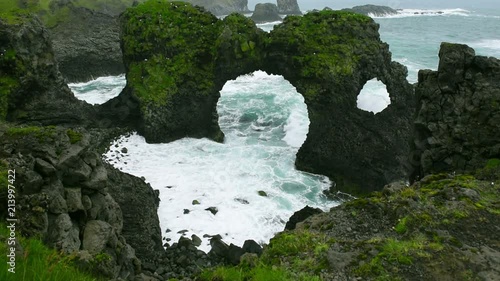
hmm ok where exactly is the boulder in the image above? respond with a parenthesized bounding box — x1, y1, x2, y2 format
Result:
(285, 206, 323, 230)
(411, 43, 500, 180)
(277, 0, 302, 15)
(251, 3, 283, 23)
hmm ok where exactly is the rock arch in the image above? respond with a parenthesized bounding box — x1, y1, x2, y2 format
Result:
(111, 1, 414, 194)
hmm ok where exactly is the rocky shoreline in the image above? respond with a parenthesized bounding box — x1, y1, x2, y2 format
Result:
(0, 1, 499, 280)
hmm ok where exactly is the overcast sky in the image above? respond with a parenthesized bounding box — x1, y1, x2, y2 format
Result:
(247, 0, 500, 11)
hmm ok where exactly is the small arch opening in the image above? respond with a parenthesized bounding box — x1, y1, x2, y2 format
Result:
(356, 78, 391, 114)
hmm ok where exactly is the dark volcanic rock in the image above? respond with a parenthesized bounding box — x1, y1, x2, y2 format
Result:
(49, 6, 124, 82)
(0, 15, 97, 125)
(277, 0, 302, 15)
(251, 3, 283, 23)
(119, 3, 414, 194)
(411, 43, 500, 180)
(342, 5, 398, 17)
(285, 205, 323, 230)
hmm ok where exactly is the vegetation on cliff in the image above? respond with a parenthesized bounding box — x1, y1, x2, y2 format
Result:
(200, 166, 499, 280)
(0, 222, 101, 281)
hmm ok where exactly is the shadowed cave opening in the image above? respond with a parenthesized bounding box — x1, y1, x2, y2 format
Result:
(356, 78, 391, 114)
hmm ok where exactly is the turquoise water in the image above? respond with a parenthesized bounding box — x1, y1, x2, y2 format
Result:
(70, 6, 500, 251)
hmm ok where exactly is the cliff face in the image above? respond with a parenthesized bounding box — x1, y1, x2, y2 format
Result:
(48, 5, 125, 82)
(0, 15, 96, 125)
(119, 2, 414, 193)
(276, 0, 302, 15)
(183, 0, 249, 16)
(412, 43, 500, 180)
(0, 12, 166, 280)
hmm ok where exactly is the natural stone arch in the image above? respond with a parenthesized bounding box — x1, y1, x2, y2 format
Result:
(112, 1, 414, 194)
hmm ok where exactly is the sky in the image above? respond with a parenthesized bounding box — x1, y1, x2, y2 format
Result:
(247, 0, 500, 11)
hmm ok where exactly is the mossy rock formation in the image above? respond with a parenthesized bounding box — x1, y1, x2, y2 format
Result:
(412, 43, 500, 180)
(119, 1, 414, 193)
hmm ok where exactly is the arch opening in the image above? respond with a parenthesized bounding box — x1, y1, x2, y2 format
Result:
(356, 78, 391, 114)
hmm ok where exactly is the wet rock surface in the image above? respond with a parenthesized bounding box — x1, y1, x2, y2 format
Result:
(412, 43, 500, 180)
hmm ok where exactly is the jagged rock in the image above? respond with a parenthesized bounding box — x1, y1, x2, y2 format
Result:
(191, 234, 202, 247)
(65, 188, 84, 212)
(47, 191, 68, 214)
(183, 0, 249, 16)
(251, 3, 282, 23)
(35, 158, 57, 176)
(285, 205, 323, 230)
(342, 5, 398, 17)
(89, 193, 123, 233)
(106, 165, 165, 263)
(412, 43, 500, 180)
(82, 220, 114, 255)
(48, 213, 81, 253)
(277, 0, 302, 15)
(242, 240, 263, 256)
(205, 207, 219, 215)
(0, 15, 97, 125)
(227, 244, 245, 265)
(119, 3, 414, 194)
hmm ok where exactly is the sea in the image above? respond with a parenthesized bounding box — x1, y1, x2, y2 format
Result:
(69, 7, 500, 252)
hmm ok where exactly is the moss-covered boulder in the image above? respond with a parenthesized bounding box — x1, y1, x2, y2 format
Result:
(120, 2, 414, 193)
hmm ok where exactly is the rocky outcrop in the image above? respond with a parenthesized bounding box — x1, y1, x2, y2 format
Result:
(0, 126, 147, 279)
(276, 0, 302, 15)
(0, 15, 97, 125)
(183, 0, 249, 16)
(118, 2, 414, 193)
(411, 43, 500, 180)
(251, 3, 282, 23)
(342, 5, 398, 17)
(48, 5, 125, 82)
(284, 205, 323, 230)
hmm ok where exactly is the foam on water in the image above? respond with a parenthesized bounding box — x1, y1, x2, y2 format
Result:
(357, 79, 391, 114)
(68, 75, 125, 105)
(371, 8, 471, 19)
(469, 39, 500, 52)
(104, 71, 334, 252)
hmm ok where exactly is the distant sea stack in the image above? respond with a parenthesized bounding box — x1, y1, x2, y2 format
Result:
(277, 0, 302, 15)
(251, 3, 283, 23)
(182, 0, 250, 16)
(342, 5, 397, 17)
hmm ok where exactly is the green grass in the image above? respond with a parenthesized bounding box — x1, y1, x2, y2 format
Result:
(6, 126, 57, 142)
(0, 222, 100, 281)
(66, 129, 83, 144)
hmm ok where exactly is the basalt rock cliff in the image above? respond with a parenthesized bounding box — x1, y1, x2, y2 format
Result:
(412, 43, 500, 180)
(118, 1, 414, 194)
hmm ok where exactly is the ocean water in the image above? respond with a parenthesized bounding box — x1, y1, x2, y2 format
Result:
(69, 7, 500, 251)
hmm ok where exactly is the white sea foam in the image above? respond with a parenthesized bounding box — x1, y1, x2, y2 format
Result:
(371, 8, 471, 19)
(357, 79, 391, 114)
(104, 71, 335, 252)
(69, 74, 125, 105)
(469, 39, 500, 52)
